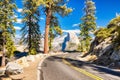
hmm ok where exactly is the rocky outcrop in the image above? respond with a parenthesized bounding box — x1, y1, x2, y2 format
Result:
(6, 62, 23, 75)
(48, 32, 80, 52)
(15, 57, 29, 68)
(0, 66, 6, 76)
(84, 16, 120, 68)
(52, 35, 66, 51)
(62, 32, 80, 51)
(84, 36, 120, 68)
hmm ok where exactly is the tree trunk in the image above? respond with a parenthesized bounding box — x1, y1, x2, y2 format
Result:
(1, 37, 6, 66)
(44, 7, 52, 54)
(1, 53, 5, 66)
(29, 17, 32, 53)
(49, 38, 52, 51)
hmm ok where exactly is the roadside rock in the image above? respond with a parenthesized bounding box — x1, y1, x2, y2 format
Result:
(6, 62, 23, 75)
(83, 36, 120, 67)
(0, 66, 6, 76)
(15, 57, 29, 68)
(26, 55, 35, 62)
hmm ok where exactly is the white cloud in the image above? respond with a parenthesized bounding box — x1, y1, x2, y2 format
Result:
(40, 17, 44, 20)
(16, 19, 22, 23)
(14, 26, 21, 30)
(72, 23, 80, 27)
(116, 12, 120, 17)
(17, 8, 23, 12)
(62, 29, 80, 34)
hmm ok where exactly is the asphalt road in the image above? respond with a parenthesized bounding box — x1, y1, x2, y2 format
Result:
(38, 53, 120, 80)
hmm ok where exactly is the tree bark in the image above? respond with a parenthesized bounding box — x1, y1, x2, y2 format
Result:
(29, 16, 32, 53)
(1, 37, 5, 66)
(1, 53, 5, 66)
(44, 7, 52, 54)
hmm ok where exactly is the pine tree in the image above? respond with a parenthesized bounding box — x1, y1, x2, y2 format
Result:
(35, 0, 72, 53)
(49, 14, 62, 51)
(0, 0, 16, 66)
(21, 0, 41, 55)
(107, 16, 120, 44)
(80, 0, 96, 52)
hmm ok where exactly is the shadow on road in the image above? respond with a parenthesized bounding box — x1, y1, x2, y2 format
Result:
(91, 65, 120, 76)
(46, 56, 120, 77)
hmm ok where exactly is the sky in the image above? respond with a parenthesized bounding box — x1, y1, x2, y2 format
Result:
(14, 0, 120, 37)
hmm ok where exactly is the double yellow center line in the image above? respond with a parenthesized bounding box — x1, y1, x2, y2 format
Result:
(62, 56, 103, 80)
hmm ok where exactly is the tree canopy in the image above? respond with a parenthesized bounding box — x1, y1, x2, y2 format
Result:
(80, 0, 96, 52)
(21, 0, 41, 55)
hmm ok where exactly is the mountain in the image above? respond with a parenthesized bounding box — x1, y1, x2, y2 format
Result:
(40, 32, 80, 52)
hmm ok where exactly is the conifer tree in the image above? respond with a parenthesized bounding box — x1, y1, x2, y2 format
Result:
(21, 0, 41, 55)
(34, 0, 72, 53)
(80, 0, 96, 52)
(0, 0, 16, 66)
(107, 15, 120, 44)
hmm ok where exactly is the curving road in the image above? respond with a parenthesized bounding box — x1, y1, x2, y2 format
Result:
(38, 53, 120, 80)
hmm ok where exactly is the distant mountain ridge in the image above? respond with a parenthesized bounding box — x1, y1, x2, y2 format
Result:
(14, 31, 80, 52)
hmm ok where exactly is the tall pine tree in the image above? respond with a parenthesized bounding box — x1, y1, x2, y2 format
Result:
(21, 0, 41, 55)
(34, 0, 72, 53)
(0, 0, 16, 66)
(80, 0, 96, 52)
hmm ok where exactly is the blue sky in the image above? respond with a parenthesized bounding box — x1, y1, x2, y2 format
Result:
(15, 0, 120, 37)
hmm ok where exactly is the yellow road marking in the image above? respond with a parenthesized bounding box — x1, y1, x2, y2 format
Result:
(62, 57, 103, 80)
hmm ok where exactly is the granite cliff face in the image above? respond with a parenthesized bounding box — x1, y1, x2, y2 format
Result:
(82, 16, 120, 68)
(85, 36, 120, 68)
(52, 32, 80, 52)
(62, 32, 79, 51)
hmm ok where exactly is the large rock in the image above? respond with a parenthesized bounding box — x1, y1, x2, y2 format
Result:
(1, 78, 12, 80)
(52, 35, 66, 51)
(6, 62, 23, 75)
(15, 57, 29, 68)
(26, 55, 35, 62)
(0, 66, 6, 76)
(85, 36, 120, 66)
(62, 32, 80, 51)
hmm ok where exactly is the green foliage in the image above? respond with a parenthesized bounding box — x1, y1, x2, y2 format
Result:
(108, 16, 120, 44)
(5, 33, 16, 58)
(36, 0, 73, 17)
(21, 0, 41, 55)
(94, 16, 120, 50)
(29, 48, 37, 55)
(94, 16, 120, 43)
(95, 27, 114, 42)
(80, 0, 96, 52)
(0, 0, 16, 58)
